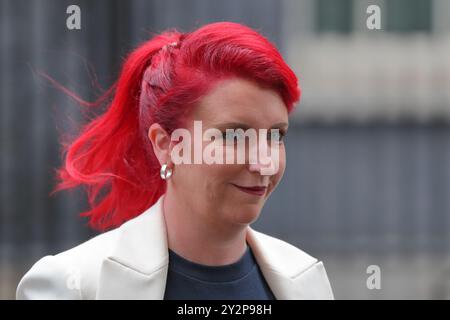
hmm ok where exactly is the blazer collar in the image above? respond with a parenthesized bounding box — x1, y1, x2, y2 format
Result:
(96, 194, 332, 299)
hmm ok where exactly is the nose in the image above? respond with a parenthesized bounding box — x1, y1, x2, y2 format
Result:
(248, 160, 274, 175)
(247, 139, 279, 176)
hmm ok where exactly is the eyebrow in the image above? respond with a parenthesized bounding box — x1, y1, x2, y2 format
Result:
(214, 122, 289, 130)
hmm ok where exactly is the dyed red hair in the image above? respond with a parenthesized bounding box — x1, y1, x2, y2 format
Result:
(50, 22, 301, 231)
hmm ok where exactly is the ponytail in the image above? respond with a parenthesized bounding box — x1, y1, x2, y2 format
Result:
(51, 30, 183, 231)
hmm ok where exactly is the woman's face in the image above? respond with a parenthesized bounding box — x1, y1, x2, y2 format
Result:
(168, 77, 289, 228)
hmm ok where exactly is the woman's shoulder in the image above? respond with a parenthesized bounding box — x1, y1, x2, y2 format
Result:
(16, 226, 121, 300)
(17, 202, 162, 300)
(248, 228, 334, 299)
(248, 228, 319, 268)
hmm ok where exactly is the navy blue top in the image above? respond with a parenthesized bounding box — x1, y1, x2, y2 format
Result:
(163, 244, 276, 300)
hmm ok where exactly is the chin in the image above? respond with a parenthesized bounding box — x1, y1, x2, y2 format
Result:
(231, 206, 262, 225)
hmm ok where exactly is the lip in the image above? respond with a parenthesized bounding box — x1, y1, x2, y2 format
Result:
(231, 183, 267, 196)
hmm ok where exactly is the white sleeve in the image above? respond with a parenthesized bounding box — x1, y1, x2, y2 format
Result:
(16, 255, 82, 300)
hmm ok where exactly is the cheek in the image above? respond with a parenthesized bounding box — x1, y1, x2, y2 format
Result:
(278, 148, 287, 176)
(204, 163, 240, 188)
(174, 163, 237, 193)
(270, 146, 286, 189)
(201, 164, 242, 205)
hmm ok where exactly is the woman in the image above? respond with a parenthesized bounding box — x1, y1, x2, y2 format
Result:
(16, 22, 334, 300)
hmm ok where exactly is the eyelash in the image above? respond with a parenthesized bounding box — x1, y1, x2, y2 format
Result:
(221, 129, 287, 143)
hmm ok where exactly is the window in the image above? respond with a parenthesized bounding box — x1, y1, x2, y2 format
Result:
(315, 0, 354, 34)
(315, 0, 432, 34)
(385, 0, 432, 33)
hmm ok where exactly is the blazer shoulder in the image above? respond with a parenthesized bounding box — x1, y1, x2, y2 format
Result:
(249, 229, 334, 299)
(16, 255, 81, 299)
(17, 227, 120, 300)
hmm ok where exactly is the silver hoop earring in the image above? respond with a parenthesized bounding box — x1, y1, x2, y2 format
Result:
(160, 163, 173, 180)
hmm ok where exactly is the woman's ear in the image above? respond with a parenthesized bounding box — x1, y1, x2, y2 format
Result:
(148, 123, 172, 166)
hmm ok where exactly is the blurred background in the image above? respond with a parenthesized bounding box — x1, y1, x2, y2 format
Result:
(1, 0, 449, 299)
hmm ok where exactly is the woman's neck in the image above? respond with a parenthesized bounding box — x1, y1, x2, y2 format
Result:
(162, 190, 248, 266)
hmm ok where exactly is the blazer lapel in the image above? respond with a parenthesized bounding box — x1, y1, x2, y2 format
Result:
(246, 228, 334, 299)
(96, 195, 169, 299)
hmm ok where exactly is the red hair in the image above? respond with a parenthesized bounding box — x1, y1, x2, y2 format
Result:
(50, 22, 301, 231)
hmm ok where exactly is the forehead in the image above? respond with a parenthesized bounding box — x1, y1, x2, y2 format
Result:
(191, 77, 288, 127)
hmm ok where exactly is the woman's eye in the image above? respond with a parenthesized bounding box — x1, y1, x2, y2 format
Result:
(222, 131, 234, 141)
(222, 130, 245, 142)
(222, 129, 286, 144)
(268, 130, 285, 143)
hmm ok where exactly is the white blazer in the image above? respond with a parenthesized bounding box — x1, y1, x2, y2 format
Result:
(16, 194, 334, 300)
